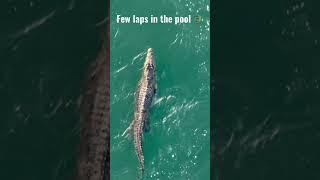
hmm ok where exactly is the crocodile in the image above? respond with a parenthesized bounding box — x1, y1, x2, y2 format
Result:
(122, 48, 156, 177)
(74, 25, 110, 180)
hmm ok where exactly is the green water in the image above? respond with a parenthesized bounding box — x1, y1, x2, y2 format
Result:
(110, 0, 210, 179)
(0, 1, 106, 179)
(212, 1, 320, 180)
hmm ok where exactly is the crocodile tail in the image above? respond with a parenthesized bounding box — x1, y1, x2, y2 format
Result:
(136, 138, 144, 172)
(137, 146, 144, 179)
(138, 160, 144, 180)
(134, 128, 145, 178)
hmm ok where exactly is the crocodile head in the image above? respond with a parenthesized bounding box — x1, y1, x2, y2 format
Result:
(144, 48, 155, 70)
(143, 48, 155, 80)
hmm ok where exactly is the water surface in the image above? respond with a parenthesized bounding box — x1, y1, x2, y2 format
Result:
(110, 0, 210, 179)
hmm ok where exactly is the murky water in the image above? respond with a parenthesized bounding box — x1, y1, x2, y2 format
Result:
(212, 1, 320, 179)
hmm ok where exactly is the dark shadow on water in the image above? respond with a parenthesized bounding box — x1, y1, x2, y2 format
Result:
(0, 1, 108, 179)
(212, 0, 320, 180)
